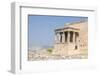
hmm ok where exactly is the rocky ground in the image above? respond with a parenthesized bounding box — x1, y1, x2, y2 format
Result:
(28, 51, 88, 61)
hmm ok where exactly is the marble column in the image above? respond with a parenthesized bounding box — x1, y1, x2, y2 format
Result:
(57, 32, 60, 43)
(67, 31, 70, 43)
(60, 32, 63, 43)
(55, 33, 57, 43)
(58, 33, 61, 43)
(62, 32, 65, 43)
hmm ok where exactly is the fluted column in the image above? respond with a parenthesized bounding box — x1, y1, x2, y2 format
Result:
(60, 32, 62, 43)
(62, 32, 65, 43)
(55, 32, 58, 43)
(57, 32, 60, 43)
(67, 31, 70, 43)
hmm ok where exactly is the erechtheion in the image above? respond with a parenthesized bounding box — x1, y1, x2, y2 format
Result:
(53, 20, 88, 57)
(28, 20, 88, 60)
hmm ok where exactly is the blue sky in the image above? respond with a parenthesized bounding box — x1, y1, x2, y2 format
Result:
(28, 15, 87, 48)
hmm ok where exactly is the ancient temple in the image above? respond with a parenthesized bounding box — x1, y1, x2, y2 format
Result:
(53, 20, 88, 57)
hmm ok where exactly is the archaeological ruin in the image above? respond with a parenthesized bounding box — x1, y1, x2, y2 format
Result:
(53, 20, 88, 58)
(28, 19, 88, 60)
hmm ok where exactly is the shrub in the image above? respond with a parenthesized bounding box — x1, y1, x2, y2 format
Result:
(47, 48, 53, 53)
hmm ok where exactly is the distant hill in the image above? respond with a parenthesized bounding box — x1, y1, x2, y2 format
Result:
(28, 45, 53, 51)
(42, 45, 54, 49)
